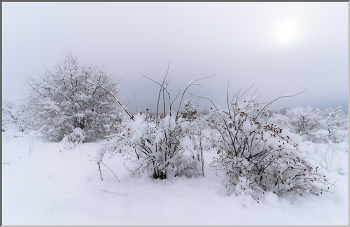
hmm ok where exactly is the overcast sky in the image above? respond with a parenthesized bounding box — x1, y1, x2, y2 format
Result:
(2, 2, 348, 113)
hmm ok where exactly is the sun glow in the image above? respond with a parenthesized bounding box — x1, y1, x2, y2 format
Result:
(273, 20, 299, 45)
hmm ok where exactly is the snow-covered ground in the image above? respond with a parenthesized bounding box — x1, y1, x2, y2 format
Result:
(2, 130, 348, 225)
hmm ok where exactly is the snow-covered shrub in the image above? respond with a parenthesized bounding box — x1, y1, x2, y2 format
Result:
(320, 107, 348, 143)
(106, 112, 201, 179)
(181, 99, 199, 121)
(102, 69, 213, 179)
(25, 53, 122, 143)
(2, 100, 33, 133)
(63, 127, 85, 145)
(185, 117, 209, 176)
(271, 106, 324, 143)
(271, 106, 348, 143)
(277, 106, 322, 134)
(208, 95, 331, 199)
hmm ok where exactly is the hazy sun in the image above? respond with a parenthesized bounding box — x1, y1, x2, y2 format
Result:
(273, 20, 299, 45)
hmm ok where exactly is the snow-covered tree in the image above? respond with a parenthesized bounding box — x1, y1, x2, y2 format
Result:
(25, 53, 122, 143)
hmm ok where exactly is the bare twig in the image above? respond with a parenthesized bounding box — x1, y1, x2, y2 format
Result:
(125, 93, 138, 108)
(50, 201, 55, 213)
(254, 89, 307, 121)
(78, 144, 83, 156)
(158, 62, 170, 119)
(328, 178, 339, 189)
(97, 162, 103, 181)
(175, 73, 215, 121)
(141, 72, 172, 117)
(100, 161, 121, 183)
(99, 189, 127, 195)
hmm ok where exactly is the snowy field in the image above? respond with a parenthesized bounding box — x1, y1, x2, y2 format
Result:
(2, 130, 348, 225)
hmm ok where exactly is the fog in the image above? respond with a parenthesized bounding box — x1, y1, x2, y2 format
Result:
(2, 2, 348, 112)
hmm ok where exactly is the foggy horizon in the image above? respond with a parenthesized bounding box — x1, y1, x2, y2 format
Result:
(2, 2, 348, 112)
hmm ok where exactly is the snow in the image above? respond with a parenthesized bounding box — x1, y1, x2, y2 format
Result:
(2, 130, 348, 225)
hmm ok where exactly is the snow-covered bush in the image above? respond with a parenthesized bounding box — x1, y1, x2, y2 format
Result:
(271, 106, 348, 143)
(63, 127, 85, 145)
(185, 116, 210, 176)
(276, 106, 322, 134)
(181, 99, 199, 121)
(2, 100, 33, 133)
(102, 69, 213, 179)
(208, 94, 331, 200)
(320, 107, 348, 143)
(25, 53, 122, 143)
(106, 113, 201, 179)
